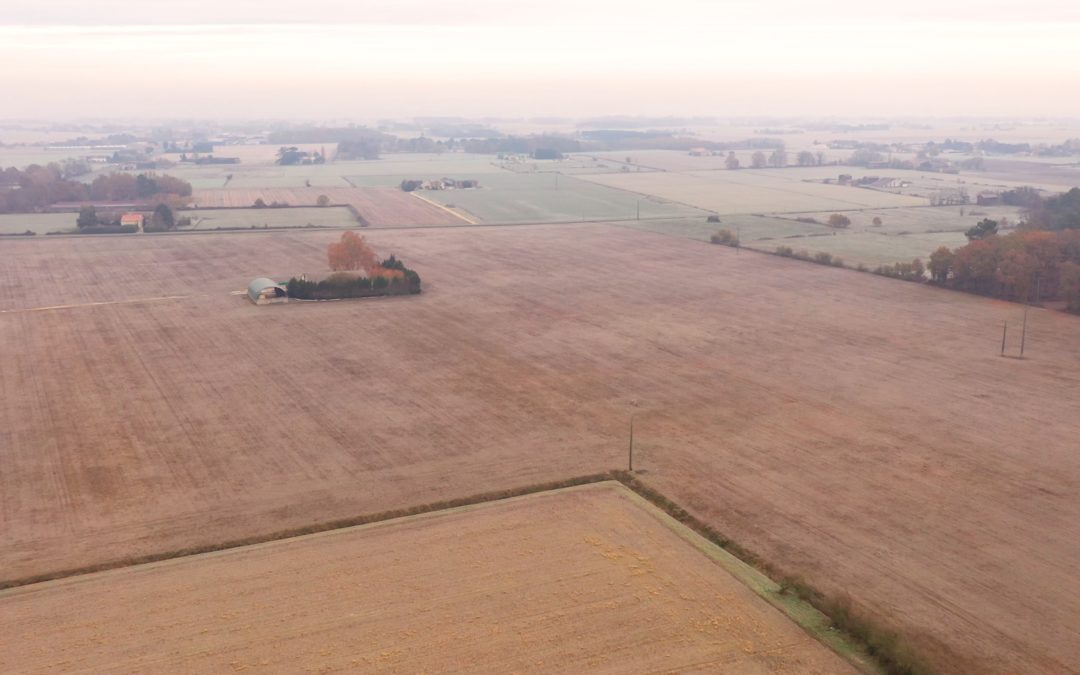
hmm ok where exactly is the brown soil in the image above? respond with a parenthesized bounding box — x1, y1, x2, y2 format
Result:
(0, 483, 855, 673)
(191, 186, 467, 226)
(1, 225, 1078, 673)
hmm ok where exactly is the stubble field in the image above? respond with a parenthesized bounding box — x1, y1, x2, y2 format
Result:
(191, 186, 467, 226)
(179, 206, 358, 230)
(1, 225, 1079, 673)
(0, 483, 856, 673)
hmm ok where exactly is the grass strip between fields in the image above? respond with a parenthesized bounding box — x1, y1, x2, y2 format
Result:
(1, 471, 934, 675)
(610, 471, 935, 675)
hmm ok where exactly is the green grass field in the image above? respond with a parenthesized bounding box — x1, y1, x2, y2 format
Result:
(419, 173, 708, 223)
(783, 205, 1026, 235)
(165, 154, 509, 190)
(614, 212, 970, 268)
(613, 214, 835, 244)
(579, 169, 928, 214)
(760, 230, 970, 267)
(0, 212, 76, 235)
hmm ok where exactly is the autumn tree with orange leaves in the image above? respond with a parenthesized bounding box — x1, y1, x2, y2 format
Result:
(327, 231, 377, 273)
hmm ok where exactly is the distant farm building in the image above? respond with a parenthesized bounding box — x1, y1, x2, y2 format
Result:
(977, 191, 1003, 206)
(867, 177, 908, 189)
(120, 213, 144, 229)
(248, 278, 288, 305)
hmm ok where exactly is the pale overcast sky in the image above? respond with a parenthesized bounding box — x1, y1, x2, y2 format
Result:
(2, 1, 1079, 120)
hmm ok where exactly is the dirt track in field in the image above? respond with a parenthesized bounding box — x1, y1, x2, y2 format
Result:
(1, 225, 1079, 673)
(192, 186, 467, 226)
(0, 484, 855, 674)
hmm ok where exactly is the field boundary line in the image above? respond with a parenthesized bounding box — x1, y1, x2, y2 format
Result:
(409, 191, 477, 224)
(0, 473, 612, 591)
(0, 295, 196, 314)
(610, 471, 934, 675)
(608, 476, 882, 674)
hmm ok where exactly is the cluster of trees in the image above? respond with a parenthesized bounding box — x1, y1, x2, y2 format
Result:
(965, 218, 999, 240)
(287, 271, 420, 300)
(917, 186, 1080, 311)
(723, 149, 813, 169)
(144, 203, 191, 232)
(253, 198, 289, 208)
(761, 150, 787, 168)
(276, 147, 325, 166)
(1, 164, 87, 211)
(926, 230, 1080, 309)
(977, 139, 1031, 154)
(1033, 138, 1080, 157)
(710, 229, 739, 247)
(328, 231, 378, 272)
(827, 213, 851, 228)
(287, 233, 421, 299)
(336, 140, 380, 160)
(89, 172, 191, 200)
(0, 164, 191, 213)
(1024, 187, 1080, 230)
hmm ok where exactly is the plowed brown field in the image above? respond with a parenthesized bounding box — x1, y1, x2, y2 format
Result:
(1, 225, 1079, 673)
(191, 186, 466, 226)
(0, 483, 856, 673)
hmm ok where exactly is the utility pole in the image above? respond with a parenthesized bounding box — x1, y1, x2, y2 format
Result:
(1020, 306, 1028, 358)
(1000, 321, 1007, 357)
(1020, 275, 1040, 359)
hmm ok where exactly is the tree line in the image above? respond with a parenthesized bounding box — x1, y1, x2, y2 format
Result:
(927, 230, 1080, 311)
(0, 164, 191, 213)
(922, 188, 1080, 310)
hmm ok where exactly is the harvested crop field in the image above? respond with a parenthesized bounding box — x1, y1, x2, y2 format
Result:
(191, 186, 467, 226)
(0, 483, 857, 674)
(179, 206, 358, 230)
(2, 225, 1080, 673)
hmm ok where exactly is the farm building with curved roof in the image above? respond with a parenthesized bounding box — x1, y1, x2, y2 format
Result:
(247, 278, 288, 305)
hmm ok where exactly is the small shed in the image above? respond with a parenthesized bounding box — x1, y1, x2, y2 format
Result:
(248, 278, 288, 305)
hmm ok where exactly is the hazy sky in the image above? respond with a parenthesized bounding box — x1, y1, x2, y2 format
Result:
(3, 1, 1080, 120)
